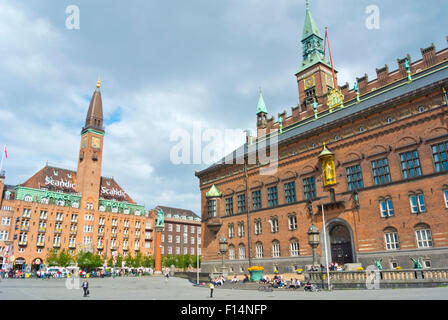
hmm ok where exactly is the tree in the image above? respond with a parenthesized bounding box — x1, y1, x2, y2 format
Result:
(142, 255, 154, 268)
(124, 253, 134, 267)
(46, 249, 59, 267)
(58, 249, 74, 267)
(76, 251, 103, 271)
(132, 252, 143, 268)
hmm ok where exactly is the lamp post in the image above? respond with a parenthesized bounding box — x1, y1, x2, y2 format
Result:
(218, 235, 228, 276)
(307, 223, 320, 267)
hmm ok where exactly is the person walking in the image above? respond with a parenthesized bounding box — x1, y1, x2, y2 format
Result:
(209, 282, 214, 298)
(82, 279, 89, 297)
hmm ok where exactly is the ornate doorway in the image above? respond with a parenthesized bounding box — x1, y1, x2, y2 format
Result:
(329, 224, 353, 265)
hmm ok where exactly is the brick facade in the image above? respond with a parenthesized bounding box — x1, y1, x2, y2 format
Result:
(195, 7, 448, 275)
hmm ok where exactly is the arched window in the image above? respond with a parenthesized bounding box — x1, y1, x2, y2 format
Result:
(228, 245, 235, 260)
(269, 216, 279, 233)
(238, 244, 246, 260)
(272, 240, 280, 258)
(384, 227, 399, 250)
(290, 238, 300, 256)
(415, 224, 433, 248)
(24, 195, 32, 202)
(255, 242, 263, 258)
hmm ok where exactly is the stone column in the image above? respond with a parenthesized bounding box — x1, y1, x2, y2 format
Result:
(154, 226, 164, 275)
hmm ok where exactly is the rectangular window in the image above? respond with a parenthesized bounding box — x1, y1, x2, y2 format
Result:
(346, 164, 364, 191)
(288, 215, 297, 230)
(239, 246, 246, 259)
(256, 244, 263, 258)
(237, 194, 246, 213)
(267, 186, 278, 207)
(272, 242, 280, 257)
(176, 225, 181, 232)
(225, 197, 234, 216)
(380, 199, 394, 217)
(207, 199, 217, 217)
(238, 222, 245, 237)
(371, 158, 391, 185)
(228, 224, 234, 238)
(284, 182, 296, 204)
(384, 232, 399, 250)
(252, 190, 262, 210)
(410, 194, 426, 213)
(431, 141, 448, 172)
(400, 150, 422, 179)
(290, 241, 299, 256)
(254, 220, 262, 235)
(416, 229, 433, 248)
(1, 217, 10, 225)
(303, 176, 316, 200)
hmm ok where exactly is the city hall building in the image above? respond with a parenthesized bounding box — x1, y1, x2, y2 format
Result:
(0, 79, 156, 271)
(196, 4, 448, 274)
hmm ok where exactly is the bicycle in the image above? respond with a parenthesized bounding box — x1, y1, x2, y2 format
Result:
(304, 284, 321, 292)
(258, 284, 274, 292)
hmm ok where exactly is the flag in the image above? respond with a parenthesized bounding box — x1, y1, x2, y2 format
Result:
(4, 145, 7, 159)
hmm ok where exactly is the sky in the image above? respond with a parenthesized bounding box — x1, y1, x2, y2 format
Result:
(0, 0, 447, 215)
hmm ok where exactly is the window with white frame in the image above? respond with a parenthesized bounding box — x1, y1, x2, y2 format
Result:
(191, 237, 195, 244)
(269, 216, 279, 233)
(83, 225, 93, 233)
(197, 226, 201, 234)
(228, 245, 235, 260)
(176, 225, 180, 232)
(183, 247, 187, 254)
(176, 236, 180, 243)
(384, 228, 399, 250)
(410, 193, 426, 214)
(176, 247, 180, 254)
(83, 236, 92, 245)
(254, 219, 262, 235)
(161, 234, 165, 242)
(444, 189, 448, 208)
(183, 234, 188, 244)
(0, 230, 9, 241)
(22, 208, 31, 218)
(168, 235, 172, 243)
(272, 240, 280, 257)
(415, 226, 433, 248)
(190, 226, 195, 233)
(290, 239, 300, 256)
(380, 198, 394, 217)
(1, 217, 11, 225)
(238, 222, 245, 237)
(239, 245, 246, 259)
(168, 224, 173, 231)
(288, 214, 297, 230)
(84, 214, 94, 221)
(255, 242, 263, 258)
(190, 247, 195, 255)
(228, 223, 235, 238)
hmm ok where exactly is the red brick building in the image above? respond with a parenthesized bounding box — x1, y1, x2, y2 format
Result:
(196, 4, 448, 274)
(0, 79, 156, 271)
(155, 206, 201, 257)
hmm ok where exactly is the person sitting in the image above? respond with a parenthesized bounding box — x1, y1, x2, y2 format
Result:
(295, 278, 301, 288)
(304, 281, 313, 292)
(231, 275, 239, 283)
(288, 278, 296, 289)
(242, 274, 249, 283)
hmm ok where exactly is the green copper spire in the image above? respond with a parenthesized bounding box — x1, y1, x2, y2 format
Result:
(256, 89, 268, 115)
(302, 0, 322, 41)
(296, 1, 331, 74)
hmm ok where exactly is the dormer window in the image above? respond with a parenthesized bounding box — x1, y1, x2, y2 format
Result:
(54, 170, 58, 176)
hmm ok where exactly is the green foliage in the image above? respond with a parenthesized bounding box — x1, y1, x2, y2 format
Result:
(45, 249, 74, 267)
(142, 255, 154, 268)
(124, 253, 134, 267)
(161, 254, 201, 269)
(76, 251, 103, 271)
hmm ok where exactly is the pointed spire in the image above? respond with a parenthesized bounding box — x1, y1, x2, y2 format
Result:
(83, 78, 104, 133)
(256, 88, 268, 115)
(302, 0, 322, 41)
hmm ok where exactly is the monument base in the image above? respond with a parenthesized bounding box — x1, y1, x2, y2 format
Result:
(153, 271, 163, 277)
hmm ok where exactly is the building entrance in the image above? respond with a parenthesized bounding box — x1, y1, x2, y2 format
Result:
(329, 224, 353, 265)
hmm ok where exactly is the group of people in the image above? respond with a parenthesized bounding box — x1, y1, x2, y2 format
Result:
(308, 263, 344, 272)
(210, 275, 226, 286)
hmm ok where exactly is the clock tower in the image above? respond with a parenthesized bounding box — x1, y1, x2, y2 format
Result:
(76, 78, 105, 210)
(296, 1, 338, 111)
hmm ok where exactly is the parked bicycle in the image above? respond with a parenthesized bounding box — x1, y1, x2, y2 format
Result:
(258, 283, 274, 292)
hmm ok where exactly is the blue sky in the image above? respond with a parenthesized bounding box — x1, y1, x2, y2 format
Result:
(0, 0, 447, 214)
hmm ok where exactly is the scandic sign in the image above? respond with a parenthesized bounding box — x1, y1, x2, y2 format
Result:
(44, 175, 126, 198)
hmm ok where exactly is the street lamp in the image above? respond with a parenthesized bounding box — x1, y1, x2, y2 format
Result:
(218, 235, 228, 275)
(307, 223, 320, 267)
(353, 190, 360, 209)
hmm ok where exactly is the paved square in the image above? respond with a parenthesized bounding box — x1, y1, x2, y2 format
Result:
(1, 277, 448, 300)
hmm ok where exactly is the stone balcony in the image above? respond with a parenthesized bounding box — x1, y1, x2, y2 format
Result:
(205, 217, 222, 234)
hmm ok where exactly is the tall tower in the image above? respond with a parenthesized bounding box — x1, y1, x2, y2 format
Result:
(256, 90, 268, 137)
(296, 1, 337, 110)
(76, 78, 105, 210)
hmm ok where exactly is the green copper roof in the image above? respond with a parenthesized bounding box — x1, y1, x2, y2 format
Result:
(206, 184, 222, 198)
(256, 91, 268, 114)
(318, 143, 334, 158)
(302, 2, 322, 41)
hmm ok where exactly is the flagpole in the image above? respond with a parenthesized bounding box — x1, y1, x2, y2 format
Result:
(0, 144, 5, 173)
(321, 204, 331, 291)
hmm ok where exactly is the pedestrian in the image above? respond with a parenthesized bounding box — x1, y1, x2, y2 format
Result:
(208, 282, 214, 298)
(82, 279, 89, 297)
(165, 271, 169, 282)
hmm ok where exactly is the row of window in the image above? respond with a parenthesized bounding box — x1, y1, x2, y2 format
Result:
(166, 224, 201, 234)
(161, 234, 201, 244)
(161, 246, 201, 255)
(208, 142, 448, 216)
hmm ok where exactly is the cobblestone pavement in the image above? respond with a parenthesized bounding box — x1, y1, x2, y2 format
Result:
(0, 277, 447, 300)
